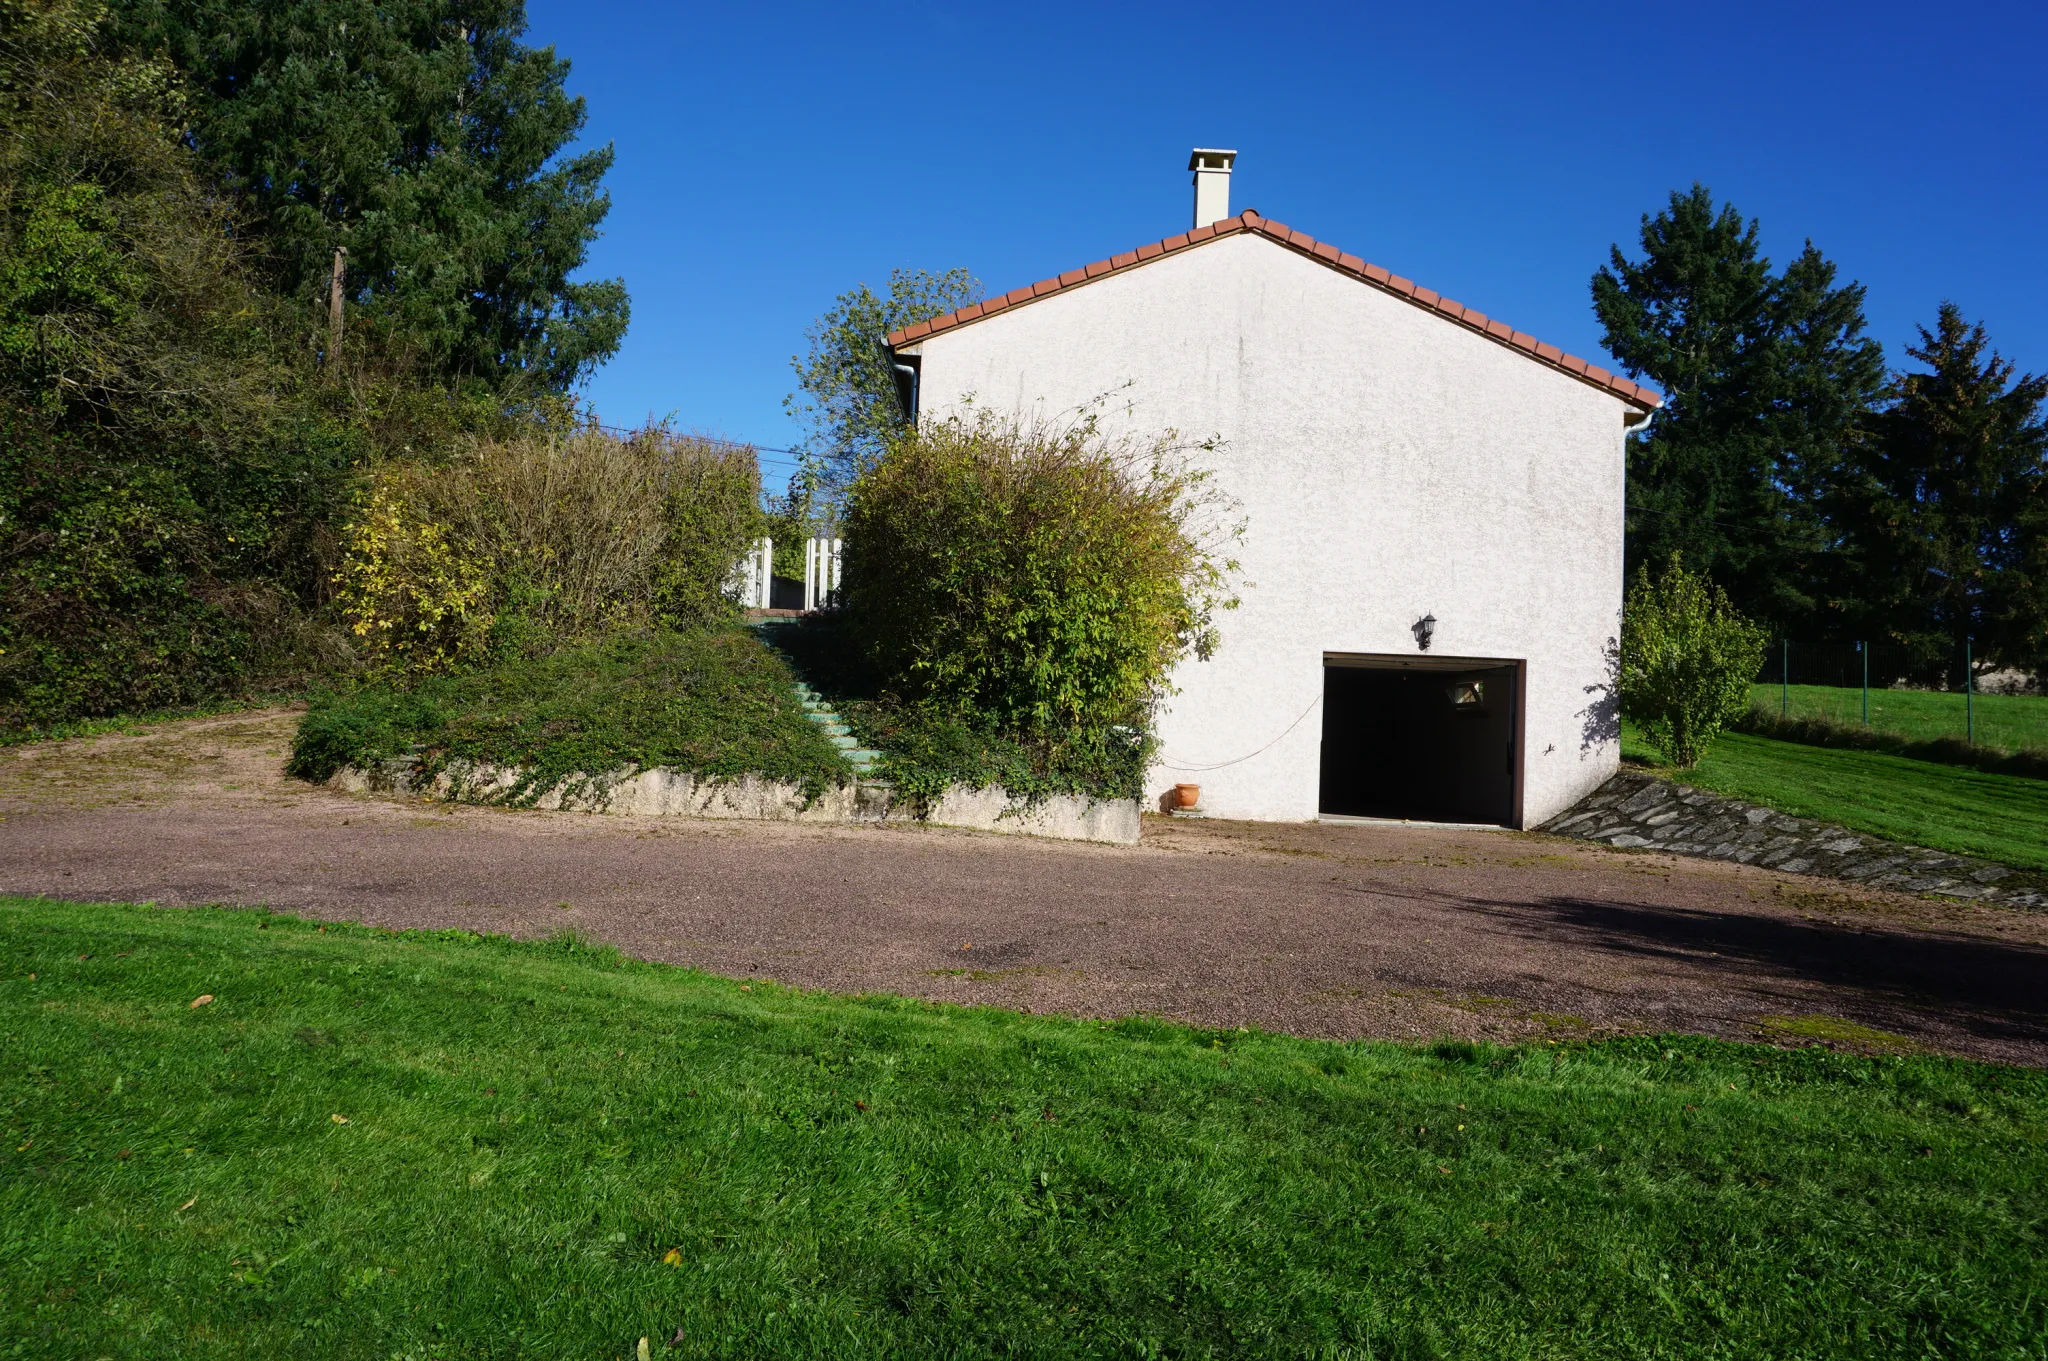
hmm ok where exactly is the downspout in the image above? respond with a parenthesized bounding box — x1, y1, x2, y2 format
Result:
(891, 357, 919, 424)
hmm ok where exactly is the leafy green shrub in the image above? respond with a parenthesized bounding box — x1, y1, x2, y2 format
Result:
(1620, 556, 1770, 768)
(289, 626, 846, 800)
(844, 698, 1148, 807)
(841, 411, 1236, 738)
(0, 2, 363, 727)
(337, 427, 760, 675)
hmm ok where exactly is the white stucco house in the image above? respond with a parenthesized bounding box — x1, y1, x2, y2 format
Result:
(883, 151, 1661, 828)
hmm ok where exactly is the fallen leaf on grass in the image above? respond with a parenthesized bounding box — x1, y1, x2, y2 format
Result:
(854, 1100, 868, 1113)
(189, 994, 214, 1009)
(670, 1327, 687, 1346)
(330, 1114, 349, 1125)
(178, 1196, 197, 1212)
(637, 1338, 651, 1361)
(662, 1248, 683, 1266)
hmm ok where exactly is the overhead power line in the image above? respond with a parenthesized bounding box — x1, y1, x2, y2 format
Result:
(588, 422, 809, 469)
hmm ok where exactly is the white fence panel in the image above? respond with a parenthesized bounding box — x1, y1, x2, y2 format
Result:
(803, 537, 843, 611)
(726, 536, 773, 609)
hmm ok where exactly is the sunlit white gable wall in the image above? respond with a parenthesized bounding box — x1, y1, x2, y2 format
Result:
(899, 232, 1632, 825)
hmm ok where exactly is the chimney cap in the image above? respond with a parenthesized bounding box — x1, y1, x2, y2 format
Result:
(1188, 148, 1238, 171)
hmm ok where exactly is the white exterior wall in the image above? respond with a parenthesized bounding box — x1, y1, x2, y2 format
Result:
(904, 234, 1630, 826)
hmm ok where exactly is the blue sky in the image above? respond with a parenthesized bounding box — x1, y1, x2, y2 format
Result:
(525, 0, 2047, 483)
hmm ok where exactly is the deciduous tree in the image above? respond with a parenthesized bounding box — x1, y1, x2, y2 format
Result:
(785, 267, 978, 492)
(1619, 556, 1769, 769)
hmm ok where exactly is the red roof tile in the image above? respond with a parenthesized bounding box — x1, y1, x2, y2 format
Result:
(884, 210, 1663, 409)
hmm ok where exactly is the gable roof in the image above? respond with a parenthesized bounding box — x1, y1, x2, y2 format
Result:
(885, 210, 1662, 410)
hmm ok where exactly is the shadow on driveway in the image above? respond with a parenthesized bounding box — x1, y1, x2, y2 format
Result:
(1467, 891, 2048, 1049)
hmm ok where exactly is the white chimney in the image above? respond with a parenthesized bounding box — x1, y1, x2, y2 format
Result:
(1189, 148, 1237, 228)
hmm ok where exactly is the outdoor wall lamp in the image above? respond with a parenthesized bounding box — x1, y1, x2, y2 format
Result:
(1413, 613, 1437, 651)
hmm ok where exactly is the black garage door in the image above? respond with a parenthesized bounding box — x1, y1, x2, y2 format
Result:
(1318, 658, 1519, 825)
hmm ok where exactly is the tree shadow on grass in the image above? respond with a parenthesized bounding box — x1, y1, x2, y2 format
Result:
(1459, 891, 2048, 1053)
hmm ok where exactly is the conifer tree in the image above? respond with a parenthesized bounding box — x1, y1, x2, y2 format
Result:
(109, 0, 626, 391)
(1592, 186, 1886, 630)
(1838, 304, 2048, 682)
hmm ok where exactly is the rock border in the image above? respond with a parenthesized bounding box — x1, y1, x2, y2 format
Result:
(328, 758, 1139, 846)
(1541, 771, 2045, 910)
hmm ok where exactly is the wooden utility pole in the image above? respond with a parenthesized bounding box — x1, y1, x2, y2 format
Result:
(326, 246, 348, 374)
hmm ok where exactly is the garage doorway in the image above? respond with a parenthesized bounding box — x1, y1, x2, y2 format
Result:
(1319, 654, 1521, 826)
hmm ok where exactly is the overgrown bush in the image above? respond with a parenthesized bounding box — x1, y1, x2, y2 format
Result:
(0, 0, 365, 727)
(1619, 556, 1770, 768)
(767, 613, 1150, 805)
(288, 626, 847, 802)
(337, 426, 759, 675)
(841, 411, 1237, 738)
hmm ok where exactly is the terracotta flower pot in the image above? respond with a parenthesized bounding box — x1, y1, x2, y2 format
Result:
(1172, 783, 1201, 810)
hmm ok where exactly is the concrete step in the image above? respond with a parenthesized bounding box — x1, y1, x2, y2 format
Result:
(788, 683, 877, 773)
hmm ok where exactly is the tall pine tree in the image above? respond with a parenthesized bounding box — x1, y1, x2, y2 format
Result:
(110, 0, 626, 391)
(1837, 304, 2048, 683)
(1592, 185, 1886, 630)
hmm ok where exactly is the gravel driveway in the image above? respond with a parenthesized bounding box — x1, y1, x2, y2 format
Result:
(4, 708, 2044, 1065)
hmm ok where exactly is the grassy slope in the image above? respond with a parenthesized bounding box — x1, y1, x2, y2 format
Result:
(6, 899, 2045, 1360)
(1749, 682, 2048, 753)
(288, 626, 849, 800)
(1622, 721, 2048, 870)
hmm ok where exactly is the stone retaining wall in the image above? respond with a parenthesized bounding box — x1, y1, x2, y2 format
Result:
(328, 758, 1140, 846)
(1541, 771, 2046, 910)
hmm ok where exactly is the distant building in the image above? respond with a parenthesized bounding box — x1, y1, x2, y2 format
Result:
(885, 151, 1660, 827)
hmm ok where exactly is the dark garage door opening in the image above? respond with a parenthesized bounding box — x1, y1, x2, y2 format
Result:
(1318, 656, 1520, 825)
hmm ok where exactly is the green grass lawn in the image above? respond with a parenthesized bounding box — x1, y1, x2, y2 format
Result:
(287, 626, 848, 801)
(7, 899, 2045, 1359)
(1622, 722, 2048, 870)
(1749, 682, 2048, 754)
